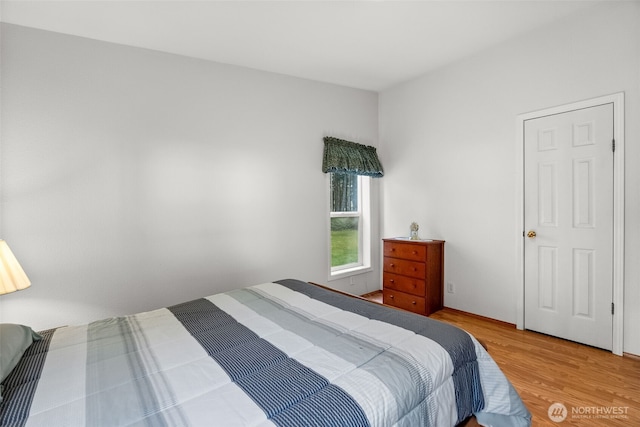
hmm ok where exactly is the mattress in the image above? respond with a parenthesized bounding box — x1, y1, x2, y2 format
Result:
(0, 279, 531, 426)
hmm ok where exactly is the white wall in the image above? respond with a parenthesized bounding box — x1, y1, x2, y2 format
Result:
(379, 2, 640, 354)
(0, 24, 381, 330)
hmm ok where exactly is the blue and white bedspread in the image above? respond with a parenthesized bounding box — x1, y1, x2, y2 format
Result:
(0, 279, 531, 427)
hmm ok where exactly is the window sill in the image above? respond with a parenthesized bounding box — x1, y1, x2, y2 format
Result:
(328, 265, 372, 282)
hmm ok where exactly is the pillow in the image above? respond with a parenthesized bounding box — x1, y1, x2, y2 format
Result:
(0, 323, 42, 402)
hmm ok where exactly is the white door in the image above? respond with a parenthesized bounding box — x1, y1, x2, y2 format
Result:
(524, 103, 613, 350)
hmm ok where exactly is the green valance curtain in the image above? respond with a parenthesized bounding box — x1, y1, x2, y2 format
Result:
(322, 137, 384, 177)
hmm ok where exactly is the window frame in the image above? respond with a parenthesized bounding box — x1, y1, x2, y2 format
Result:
(328, 174, 372, 281)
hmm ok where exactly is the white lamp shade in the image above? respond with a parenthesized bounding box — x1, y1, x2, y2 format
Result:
(0, 240, 31, 295)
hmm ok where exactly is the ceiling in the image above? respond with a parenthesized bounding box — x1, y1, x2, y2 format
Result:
(1, 1, 606, 91)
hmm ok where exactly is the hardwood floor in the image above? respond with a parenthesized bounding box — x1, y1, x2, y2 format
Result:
(362, 291, 640, 426)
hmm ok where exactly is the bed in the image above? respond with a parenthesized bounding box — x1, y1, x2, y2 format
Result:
(0, 279, 531, 426)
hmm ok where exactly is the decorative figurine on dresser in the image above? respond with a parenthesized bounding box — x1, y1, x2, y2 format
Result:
(382, 236, 445, 316)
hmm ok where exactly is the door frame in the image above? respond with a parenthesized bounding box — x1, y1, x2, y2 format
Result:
(515, 93, 625, 355)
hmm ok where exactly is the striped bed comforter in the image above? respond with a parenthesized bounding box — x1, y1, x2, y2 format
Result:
(0, 279, 531, 427)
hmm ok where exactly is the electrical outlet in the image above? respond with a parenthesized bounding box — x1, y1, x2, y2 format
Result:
(349, 276, 355, 286)
(447, 282, 454, 293)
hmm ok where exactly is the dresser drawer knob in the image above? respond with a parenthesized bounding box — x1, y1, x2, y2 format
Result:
(389, 279, 395, 283)
(390, 263, 395, 267)
(412, 251, 417, 255)
(412, 301, 416, 305)
(389, 294, 394, 299)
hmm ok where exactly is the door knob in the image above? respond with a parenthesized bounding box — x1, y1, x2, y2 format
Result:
(527, 230, 537, 238)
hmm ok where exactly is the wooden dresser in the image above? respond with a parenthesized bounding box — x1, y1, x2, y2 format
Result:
(382, 238, 444, 316)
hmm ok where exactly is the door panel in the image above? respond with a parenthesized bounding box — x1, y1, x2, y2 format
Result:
(537, 246, 557, 311)
(524, 104, 613, 350)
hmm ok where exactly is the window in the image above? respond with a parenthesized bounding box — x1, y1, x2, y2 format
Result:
(329, 173, 371, 278)
(322, 136, 381, 280)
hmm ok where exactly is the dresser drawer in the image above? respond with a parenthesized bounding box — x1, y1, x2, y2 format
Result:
(383, 289, 426, 314)
(383, 273, 425, 296)
(384, 242, 427, 262)
(383, 257, 425, 279)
